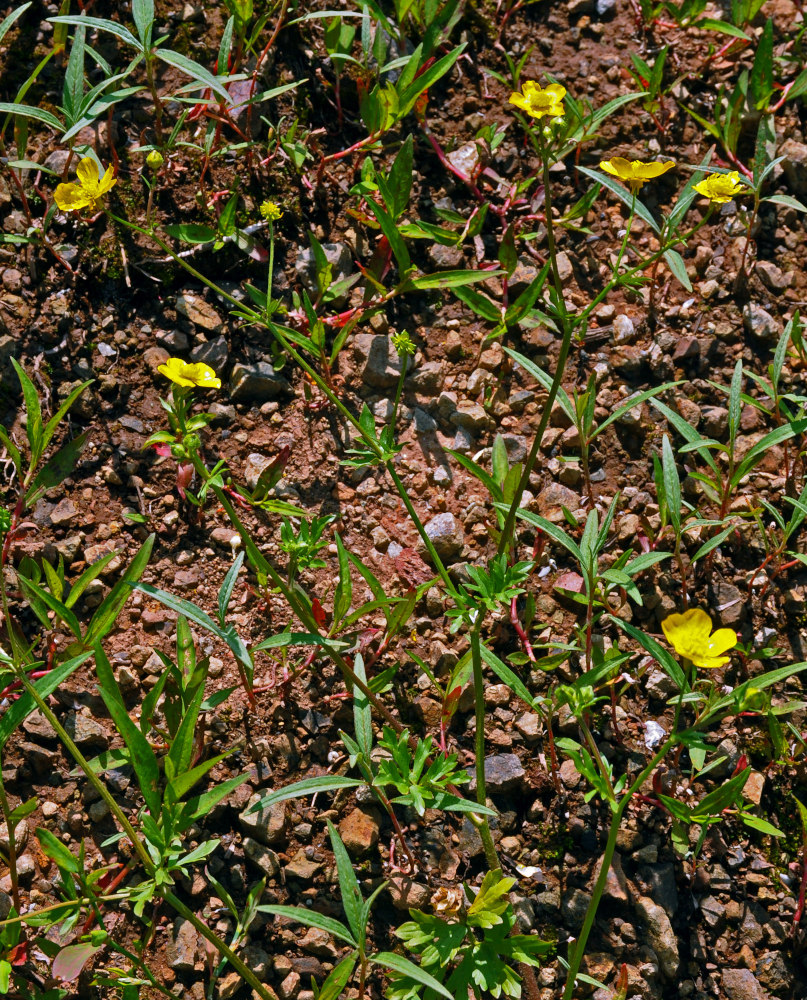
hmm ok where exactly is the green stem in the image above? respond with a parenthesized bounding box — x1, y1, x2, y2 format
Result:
(497, 135, 573, 558)
(163, 890, 278, 1000)
(470, 623, 500, 871)
(561, 737, 676, 1000)
(0, 775, 19, 910)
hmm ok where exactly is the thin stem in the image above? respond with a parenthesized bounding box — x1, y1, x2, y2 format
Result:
(561, 738, 676, 1000)
(470, 623, 501, 871)
(0, 776, 19, 910)
(497, 134, 574, 559)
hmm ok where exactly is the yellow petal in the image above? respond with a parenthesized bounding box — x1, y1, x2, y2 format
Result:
(695, 653, 731, 670)
(599, 160, 622, 178)
(76, 157, 101, 193)
(705, 627, 738, 658)
(158, 358, 195, 387)
(637, 160, 674, 179)
(53, 182, 92, 212)
(544, 84, 566, 101)
(509, 93, 530, 112)
(97, 164, 117, 196)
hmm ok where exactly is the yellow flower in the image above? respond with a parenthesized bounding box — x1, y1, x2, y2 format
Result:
(54, 157, 117, 212)
(157, 358, 221, 389)
(661, 608, 737, 670)
(599, 156, 675, 192)
(509, 81, 566, 120)
(692, 171, 748, 204)
(260, 200, 283, 221)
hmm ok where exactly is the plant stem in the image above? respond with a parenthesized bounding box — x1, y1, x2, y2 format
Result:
(561, 738, 676, 1000)
(470, 623, 500, 871)
(497, 134, 574, 559)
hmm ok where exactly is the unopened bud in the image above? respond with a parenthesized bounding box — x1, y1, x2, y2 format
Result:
(146, 150, 164, 170)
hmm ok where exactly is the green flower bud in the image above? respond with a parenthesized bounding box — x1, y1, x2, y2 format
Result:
(146, 150, 164, 170)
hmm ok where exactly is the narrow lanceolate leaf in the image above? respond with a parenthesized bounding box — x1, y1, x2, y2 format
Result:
(352, 653, 373, 759)
(372, 952, 453, 1000)
(326, 820, 363, 942)
(218, 551, 244, 627)
(256, 905, 357, 946)
(247, 776, 363, 812)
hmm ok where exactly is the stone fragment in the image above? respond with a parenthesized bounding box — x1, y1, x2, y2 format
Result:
(469, 753, 525, 794)
(284, 851, 321, 881)
(49, 498, 78, 527)
(176, 293, 224, 332)
(295, 243, 352, 302)
(562, 888, 592, 929)
(190, 335, 229, 371)
(424, 512, 463, 560)
(612, 314, 635, 344)
(743, 303, 781, 343)
(387, 876, 431, 910)
(229, 362, 288, 402)
(722, 968, 767, 1000)
(635, 895, 679, 978)
(755, 260, 792, 292)
(243, 837, 280, 877)
(338, 807, 379, 857)
(167, 917, 199, 973)
(353, 334, 404, 389)
(64, 713, 107, 751)
(780, 138, 807, 198)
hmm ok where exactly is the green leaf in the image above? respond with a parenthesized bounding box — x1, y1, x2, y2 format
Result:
(94, 643, 160, 816)
(258, 905, 357, 946)
(316, 953, 359, 1000)
(363, 196, 410, 273)
(49, 15, 140, 49)
(741, 813, 783, 836)
(372, 952, 453, 1000)
(156, 48, 234, 104)
(36, 827, 81, 874)
(0, 653, 89, 750)
(85, 534, 155, 647)
(663, 249, 691, 291)
(577, 165, 660, 234)
(697, 18, 750, 39)
(25, 432, 88, 506)
(218, 551, 243, 627)
(248, 776, 363, 812)
(765, 194, 807, 213)
(0, 4, 31, 48)
(407, 269, 503, 290)
(326, 819, 363, 941)
(333, 532, 353, 628)
(387, 133, 413, 220)
(479, 641, 538, 712)
(16, 572, 82, 638)
(164, 223, 218, 243)
(609, 616, 686, 691)
(0, 102, 63, 131)
(352, 653, 373, 759)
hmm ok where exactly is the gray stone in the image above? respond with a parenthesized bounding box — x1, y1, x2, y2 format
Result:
(156, 329, 189, 352)
(239, 793, 287, 846)
(754, 951, 789, 994)
(175, 293, 224, 332)
(595, 0, 617, 16)
(243, 837, 280, 877)
(699, 894, 726, 932)
(387, 876, 431, 910)
(780, 138, 807, 198)
(353, 334, 404, 389)
(515, 712, 541, 743)
(722, 969, 767, 1000)
(64, 713, 108, 751)
(743, 303, 781, 343)
(190, 335, 229, 371)
(561, 888, 592, 930)
(451, 403, 489, 432)
(537, 482, 581, 514)
(701, 405, 729, 438)
(427, 243, 464, 270)
(168, 917, 199, 973)
(242, 943, 270, 979)
(229, 362, 288, 402)
(49, 498, 78, 527)
(469, 753, 525, 795)
(755, 260, 792, 292)
(612, 314, 635, 344)
(635, 895, 679, 979)
(408, 361, 444, 395)
(424, 512, 463, 560)
(710, 576, 744, 628)
(645, 669, 676, 701)
(555, 251, 573, 283)
(284, 851, 321, 881)
(446, 142, 482, 180)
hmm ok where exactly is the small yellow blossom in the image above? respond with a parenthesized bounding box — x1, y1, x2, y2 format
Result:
(260, 200, 283, 221)
(54, 157, 117, 212)
(509, 81, 566, 120)
(157, 357, 221, 389)
(661, 608, 737, 670)
(599, 156, 675, 193)
(692, 171, 748, 204)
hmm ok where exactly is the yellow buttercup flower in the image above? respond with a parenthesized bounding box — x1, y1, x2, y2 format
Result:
(599, 156, 675, 193)
(661, 608, 737, 670)
(509, 81, 566, 120)
(260, 200, 283, 221)
(54, 157, 117, 212)
(692, 171, 748, 204)
(157, 357, 221, 389)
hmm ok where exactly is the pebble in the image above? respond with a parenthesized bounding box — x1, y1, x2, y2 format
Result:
(722, 969, 767, 1000)
(469, 753, 525, 794)
(424, 512, 464, 560)
(742, 303, 781, 343)
(635, 895, 679, 978)
(612, 314, 635, 344)
(190, 335, 229, 372)
(353, 333, 404, 389)
(229, 362, 288, 402)
(239, 793, 287, 846)
(168, 917, 199, 973)
(338, 807, 379, 856)
(175, 293, 224, 333)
